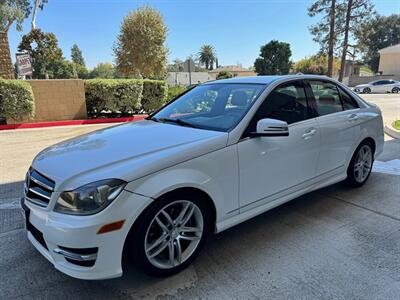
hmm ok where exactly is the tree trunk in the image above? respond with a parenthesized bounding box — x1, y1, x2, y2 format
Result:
(31, 0, 40, 31)
(327, 0, 336, 77)
(0, 31, 15, 79)
(339, 0, 353, 82)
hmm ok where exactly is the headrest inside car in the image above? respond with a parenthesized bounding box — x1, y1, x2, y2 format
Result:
(231, 91, 249, 107)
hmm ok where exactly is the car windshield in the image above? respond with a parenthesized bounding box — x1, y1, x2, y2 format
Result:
(151, 83, 265, 132)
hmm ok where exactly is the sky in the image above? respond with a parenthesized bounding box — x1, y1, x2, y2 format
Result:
(8, 0, 400, 69)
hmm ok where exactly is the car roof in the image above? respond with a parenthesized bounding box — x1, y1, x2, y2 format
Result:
(202, 74, 332, 85)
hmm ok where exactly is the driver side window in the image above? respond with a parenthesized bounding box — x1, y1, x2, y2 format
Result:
(244, 81, 311, 137)
(257, 81, 310, 124)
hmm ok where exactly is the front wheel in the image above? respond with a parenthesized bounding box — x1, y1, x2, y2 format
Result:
(345, 141, 374, 187)
(128, 194, 210, 277)
(363, 87, 371, 94)
(392, 87, 400, 93)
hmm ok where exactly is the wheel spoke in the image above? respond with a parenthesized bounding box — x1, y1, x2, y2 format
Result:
(146, 233, 168, 253)
(180, 226, 202, 233)
(179, 234, 201, 241)
(160, 209, 174, 227)
(168, 241, 175, 267)
(174, 239, 182, 264)
(175, 202, 191, 225)
(148, 238, 170, 258)
(180, 204, 195, 226)
(155, 216, 169, 233)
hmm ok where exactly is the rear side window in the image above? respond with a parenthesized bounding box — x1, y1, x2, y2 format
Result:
(339, 88, 359, 110)
(309, 81, 343, 116)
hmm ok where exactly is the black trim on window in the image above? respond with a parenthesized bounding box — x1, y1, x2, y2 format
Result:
(240, 79, 315, 139)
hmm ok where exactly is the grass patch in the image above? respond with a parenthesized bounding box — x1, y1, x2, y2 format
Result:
(393, 120, 400, 130)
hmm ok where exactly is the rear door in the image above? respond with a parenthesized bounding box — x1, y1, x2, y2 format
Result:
(306, 80, 360, 179)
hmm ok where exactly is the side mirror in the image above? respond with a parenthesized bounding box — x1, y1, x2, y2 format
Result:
(251, 118, 289, 137)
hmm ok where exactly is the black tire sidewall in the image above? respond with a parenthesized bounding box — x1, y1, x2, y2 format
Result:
(127, 192, 211, 277)
(346, 141, 374, 187)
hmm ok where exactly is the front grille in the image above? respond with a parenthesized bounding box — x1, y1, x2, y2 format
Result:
(24, 168, 55, 207)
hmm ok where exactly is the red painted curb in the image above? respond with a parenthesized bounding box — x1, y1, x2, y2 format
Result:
(0, 115, 148, 131)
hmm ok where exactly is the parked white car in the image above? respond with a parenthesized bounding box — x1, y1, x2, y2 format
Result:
(22, 75, 384, 280)
(354, 79, 400, 94)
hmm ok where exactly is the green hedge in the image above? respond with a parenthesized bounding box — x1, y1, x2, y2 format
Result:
(85, 79, 143, 115)
(141, 80, 168, 112)
(167, 85, 186, 101)
(85, 79, 168, 115)
(0, 80, 35, 120)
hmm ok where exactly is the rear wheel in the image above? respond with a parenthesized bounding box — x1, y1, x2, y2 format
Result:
(128, 193, 210, 277)
(363, 87, 371, 94)
(392, 87, 400, 93)
(345, 141, 374, 187)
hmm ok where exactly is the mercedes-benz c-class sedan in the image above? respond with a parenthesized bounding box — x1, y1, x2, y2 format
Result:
(22, 75, 384, 279)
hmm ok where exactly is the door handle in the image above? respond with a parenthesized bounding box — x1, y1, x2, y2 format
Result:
(348, 113, 359, 122)
(302, 128, 316, 139)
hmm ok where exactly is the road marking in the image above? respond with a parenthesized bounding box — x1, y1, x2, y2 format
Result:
(373, 159, 400, 176)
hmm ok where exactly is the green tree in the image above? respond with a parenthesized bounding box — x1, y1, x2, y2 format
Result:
(18, 29, 63, 79)
(71, 43, 85, 66)
(338, 0, 374, 82)
(31, 0, 48, 30)
(355, 14, 400, 72)
(0, 0, 31, 79)
(254, 40, 292, 75)
(167, 58, 184, 72)
(198, 44, 216, 70)
(75, 63, 89, 79)
(294, 55, 341, 75)
(114, 6, 168, 79)
(89, 62, 114, 78)
(216, 71, 233, 80)
(48, 59, 77, 79)
(308, 0, 341, 77)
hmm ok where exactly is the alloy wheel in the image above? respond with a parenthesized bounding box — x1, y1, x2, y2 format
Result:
(392, 87, 399, 93)
(144, 200, 204, 269)
(353, 145, 373, 183)
(363, 87, 371, 94)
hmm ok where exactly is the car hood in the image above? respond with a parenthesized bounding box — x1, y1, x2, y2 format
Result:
(32, 120, 228, 191)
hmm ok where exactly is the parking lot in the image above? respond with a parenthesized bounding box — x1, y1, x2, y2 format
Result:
(0, 94, 399, 299)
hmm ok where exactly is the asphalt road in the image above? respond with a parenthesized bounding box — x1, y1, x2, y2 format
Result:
(360, 93, 400, 124)
(0, 95, 399, 299)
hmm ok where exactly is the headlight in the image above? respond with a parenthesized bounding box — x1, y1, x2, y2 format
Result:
(54, 179, 127, 215)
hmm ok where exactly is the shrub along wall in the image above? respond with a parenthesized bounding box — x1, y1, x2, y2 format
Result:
(85, 79, 168, 116)
(0, 79, 35, 121)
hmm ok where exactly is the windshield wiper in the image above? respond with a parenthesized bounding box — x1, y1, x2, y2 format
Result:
(158, 117, 199, 128)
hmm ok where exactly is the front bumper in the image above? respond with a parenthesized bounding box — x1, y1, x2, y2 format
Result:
(22, 190, 152, 280)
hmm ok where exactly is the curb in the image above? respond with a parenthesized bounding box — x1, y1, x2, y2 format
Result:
(384, 123, 400, 139)
(0, 115, 148, 131)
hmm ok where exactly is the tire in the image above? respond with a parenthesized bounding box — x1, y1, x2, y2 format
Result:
(363, 87, 371, 94)
(127, 191, 210, 277)
(345, 140, 374, 187)
(392, 87, 400, 93)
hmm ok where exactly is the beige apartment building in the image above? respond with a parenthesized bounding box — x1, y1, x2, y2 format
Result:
(378, 44, 400, 75)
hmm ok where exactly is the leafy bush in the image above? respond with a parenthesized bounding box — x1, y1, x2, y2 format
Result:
(167, 85, 186, 101)
(85, 79, 143, 115)
(216, 71, 233, 80)
(0, 80, 35, 120)
(141, 80, 168, 112)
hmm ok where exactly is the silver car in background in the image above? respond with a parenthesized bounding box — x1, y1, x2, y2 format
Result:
(354, 79, 400, 94)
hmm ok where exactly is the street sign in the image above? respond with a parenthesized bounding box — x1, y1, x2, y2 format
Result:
(16, 53, 33, 76)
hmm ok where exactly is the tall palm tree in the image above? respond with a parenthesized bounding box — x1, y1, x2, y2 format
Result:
(198, 45, 216, 70)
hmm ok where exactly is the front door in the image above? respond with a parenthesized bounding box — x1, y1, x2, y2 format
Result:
(238, 81, 320, 211)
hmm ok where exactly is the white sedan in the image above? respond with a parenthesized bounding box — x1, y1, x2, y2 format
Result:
(354, 79, 400, 94)
(22, 75, 384, 279)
